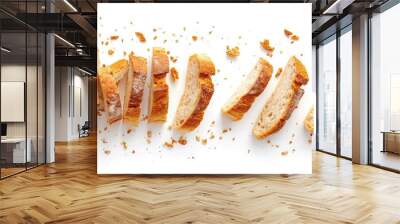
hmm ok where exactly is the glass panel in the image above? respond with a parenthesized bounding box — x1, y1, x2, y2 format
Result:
(317, 37, 337, 154)
(1, 31, 27, 177)
(371, 3, 400, 171)
(339, 29, 352, 158)
(38, 32, 45, 165)
(27, 31, 38, 169)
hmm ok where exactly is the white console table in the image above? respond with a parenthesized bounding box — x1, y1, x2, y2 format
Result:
(1, 138, 31, 163)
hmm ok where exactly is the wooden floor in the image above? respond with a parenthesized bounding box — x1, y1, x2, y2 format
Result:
(1, 136, 400, 224)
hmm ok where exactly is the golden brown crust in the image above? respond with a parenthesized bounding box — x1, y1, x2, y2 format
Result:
(176, 54, 215, 131)
(222, 58, 273, 120)
(98, 72, 122, 124)
(253, 56, 309, 139)
(149, 47, 169, 123)
(123, 54, 147, 125)
(98, 59, 128, 82)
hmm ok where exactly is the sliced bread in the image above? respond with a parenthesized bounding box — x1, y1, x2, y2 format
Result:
(173, 54, 215, 131)
(221, 58, 273, 120)
(253, 56, 309, 138)
(304, 106, 314, 134)
(98, 59, 129, 82)
(148, 47, 170, 123)
(123, 53, 147, 125)
(98, 72, 122, 124)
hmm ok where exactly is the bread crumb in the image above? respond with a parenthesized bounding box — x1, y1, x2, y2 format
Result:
(210, 133, 215, 139)
(164, 142, 174, 148)
(289, 140, 293, 144)
(226, 46, 240, 58)
(121, 141, 128, 150)
(153, 28, 157, 32)
(153, 36, 158, 40)
(178, 136, 187, 145)
(291, 35, 299, 41)
(170, 56, 178, 63)
(308, 139, 312, 144)
(105, 41, 109, 46)
(104, 149, 111, 155)
(110, 35, 119, 40)
(281, 150, 289, 156)
(201, 138, 207, 145)
(147, 130, 152, 138)
(102, 138, 108, 144)
(232, 137, 236, 141)
(192, 35, 198, 41)
(284, 29, 293, 37)
(275, 67, 282, 78)
(195, 136, 200, 142)
(170, 67, 179, 82)
(135, 32, 146, 42)
(132, 150, 135, 154)
(222, 129, 228, 133)
(108, 49, 114, 55)
(260, 39, 275, 52)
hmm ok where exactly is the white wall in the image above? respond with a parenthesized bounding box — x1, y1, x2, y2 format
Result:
(54, 67, 89, 141)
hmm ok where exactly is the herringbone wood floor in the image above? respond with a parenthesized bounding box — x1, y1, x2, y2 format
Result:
(1, 135, 400, 224)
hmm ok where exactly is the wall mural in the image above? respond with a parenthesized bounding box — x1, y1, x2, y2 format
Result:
(97, 3, 314, 174)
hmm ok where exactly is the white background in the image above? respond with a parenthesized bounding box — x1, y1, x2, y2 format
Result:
(97, 3, 313, 174)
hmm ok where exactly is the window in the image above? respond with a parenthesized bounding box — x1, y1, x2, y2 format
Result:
(370, 3, 400, 171)
(317, 36, 337, 154)
(339, 28, 352, 158)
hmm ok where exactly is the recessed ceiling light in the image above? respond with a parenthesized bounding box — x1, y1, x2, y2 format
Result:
(63, 0, 78, 12)
(54, 34, 75, 48)
(77, 67, 93, 76)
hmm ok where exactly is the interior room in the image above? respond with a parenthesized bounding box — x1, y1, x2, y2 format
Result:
(1, 0, 400, 223)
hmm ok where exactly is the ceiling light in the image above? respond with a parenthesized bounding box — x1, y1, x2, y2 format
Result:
(54, 34, 75, 48)
(63, 0, 78, 12)
(322, 0, 355, 15)
(1, 47, 11, 53)
(77, 67, 93, 76)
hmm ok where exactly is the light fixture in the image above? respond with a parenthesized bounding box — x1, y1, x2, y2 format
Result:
(63, 0, 78, 12)
(77, 67, 93, 76)
(1, 47, 11, 53)
(322, 0, 355, 15)
(54, 34, 75, 48)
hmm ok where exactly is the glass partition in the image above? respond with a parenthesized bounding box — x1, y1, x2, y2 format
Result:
(0, 1, 46, 179)
(1, 31, 28, 178)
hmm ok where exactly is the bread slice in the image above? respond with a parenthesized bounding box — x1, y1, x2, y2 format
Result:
(221, 58, 273, 120)
(173, 54, 215, 131)
(98, 72, 122, 124)
(253, 56, 309, 138)
(123, 53, 147, 125)
(98, 59, 128, 82)
(148, 47, 170, 123)
(97, 77, 105, 113)
(304, 106, 314, 134)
